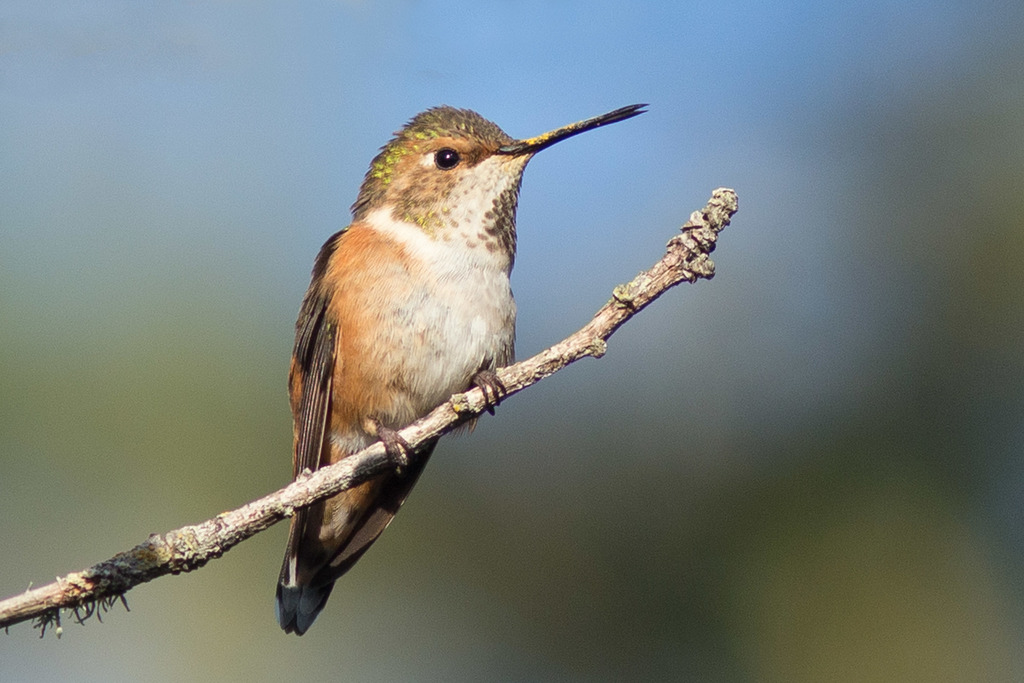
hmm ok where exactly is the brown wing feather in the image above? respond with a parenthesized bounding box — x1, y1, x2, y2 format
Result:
(291, 294, 335, 477)
(290, 228, 346, 476)
(278, 288, 336, 592)
(278, 231, 344, 616)
(278, 231, 350, 634)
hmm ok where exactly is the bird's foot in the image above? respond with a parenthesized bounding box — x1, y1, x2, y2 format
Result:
(371, 419, 412, 473)
(471, 369, 507, 415)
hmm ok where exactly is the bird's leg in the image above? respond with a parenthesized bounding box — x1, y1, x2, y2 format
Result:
(471, 369, 507, 415)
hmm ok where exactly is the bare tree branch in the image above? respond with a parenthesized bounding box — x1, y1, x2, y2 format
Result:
(0, 188, 738, 635)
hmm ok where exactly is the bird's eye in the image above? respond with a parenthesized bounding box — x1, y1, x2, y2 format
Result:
(434, 148, 461, 170)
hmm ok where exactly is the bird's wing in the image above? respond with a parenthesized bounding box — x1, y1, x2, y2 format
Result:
(289, 229, 346, 477)
(290, 291, 335, 478)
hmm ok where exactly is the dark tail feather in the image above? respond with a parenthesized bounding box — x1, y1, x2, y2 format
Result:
(274, 439, 439, 635)
(276, 504, 332, 636)
(276, 580, 334, 636)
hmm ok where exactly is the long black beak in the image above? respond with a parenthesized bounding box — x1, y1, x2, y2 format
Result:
(496, 104, 647, 156)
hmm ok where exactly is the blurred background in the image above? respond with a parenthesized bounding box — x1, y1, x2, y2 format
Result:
(2, 1, 1023, 680)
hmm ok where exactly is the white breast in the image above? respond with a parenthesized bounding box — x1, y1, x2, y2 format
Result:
(363, 207, 516, 415)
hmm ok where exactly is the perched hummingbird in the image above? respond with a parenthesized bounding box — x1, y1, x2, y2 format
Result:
(275, 103, 647, 634)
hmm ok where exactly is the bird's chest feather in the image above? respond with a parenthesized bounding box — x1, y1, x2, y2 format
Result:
(338, 213, 516, 420)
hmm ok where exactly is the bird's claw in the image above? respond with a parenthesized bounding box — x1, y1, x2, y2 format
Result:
(471, 369, 507, 415)
(372, 420, 412, 473)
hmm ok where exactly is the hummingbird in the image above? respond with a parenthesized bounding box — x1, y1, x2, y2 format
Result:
(275, 103, 647, 635)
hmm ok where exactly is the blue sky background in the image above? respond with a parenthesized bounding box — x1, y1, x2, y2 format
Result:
(3, 2, 1024, 680)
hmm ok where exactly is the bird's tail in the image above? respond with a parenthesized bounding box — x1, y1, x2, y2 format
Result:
(275, 503, 335, 635)
(275, 572, 334, 636)
(275, 439, 438, 635)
